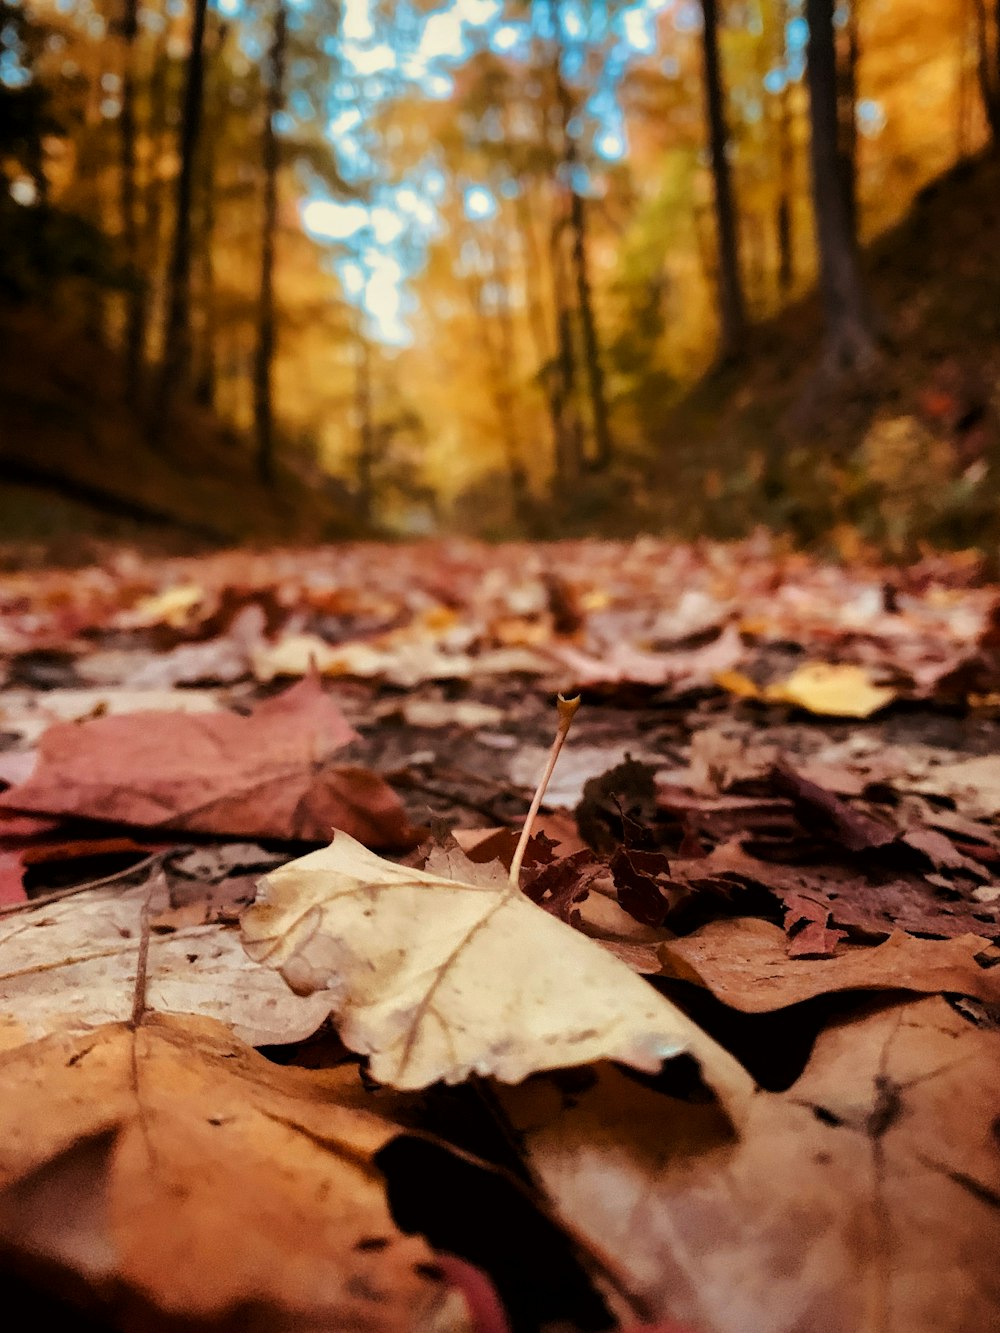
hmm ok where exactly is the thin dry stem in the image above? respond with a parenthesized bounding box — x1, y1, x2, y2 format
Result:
(508, 694, 580, 890)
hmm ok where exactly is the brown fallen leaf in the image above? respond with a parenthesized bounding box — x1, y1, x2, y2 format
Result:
(549, 624, 744, 691)
(782, 892, 847, 957)
(0, 675, 416, 850)
(500, 995, 1000, 1332)
(253, 633, 549, 687)
(0, 1013, 472, 1332)
(770, 761, 897, 853)
(241, 831, 753, 1104)
(912, 754, 1000, 819)
(0, 873, 331, 1047)
(658, 917, 1000, 1011)
(670, 840, 1000, 942)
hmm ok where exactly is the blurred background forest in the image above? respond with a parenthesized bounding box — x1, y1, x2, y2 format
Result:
(0, 0, 998, 553)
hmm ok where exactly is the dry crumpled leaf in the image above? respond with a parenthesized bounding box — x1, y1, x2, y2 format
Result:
(75, 605, 264, 688)
(658, 917, 1000, 1011)
(123, 581, 207, 627)
(241, 832, 753, 1103)
(501, 996, 1000, 1332)
(668, 840, 1000, 942)
(0, 675, 416, 850)
(252, 633, 549, 687)
(0, 1013, 473, 1332)
(717, 661, 897, 717)
(549, 624, 744, 690)
(0, 874, 331, 1047)
(912, 754, 1000, 818)
(770, 761, 896, 852)
(0, 686, 222, 746)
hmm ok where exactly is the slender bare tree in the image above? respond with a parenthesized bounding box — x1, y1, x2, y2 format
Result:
(155, 0, 209, 423)
(550, 0, 615, 470)
(973, 0, 1000, 143)
(805, 0, 878, 375)
(700, 0, 748, 361)
(253, 0, 287, 484)
(117, 0, 142, 401)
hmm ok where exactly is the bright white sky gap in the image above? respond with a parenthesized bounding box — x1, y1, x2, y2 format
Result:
(295, 0, 707, 342)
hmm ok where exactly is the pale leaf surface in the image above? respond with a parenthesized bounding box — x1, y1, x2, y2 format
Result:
(0, 875, 331, 1048)
(241, 832, 753, 1099)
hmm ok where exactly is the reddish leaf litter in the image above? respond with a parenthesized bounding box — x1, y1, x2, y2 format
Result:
(2, 536, 1000, 1333)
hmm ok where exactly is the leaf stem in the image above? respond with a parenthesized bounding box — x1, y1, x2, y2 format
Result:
(508, 694, 580, 890)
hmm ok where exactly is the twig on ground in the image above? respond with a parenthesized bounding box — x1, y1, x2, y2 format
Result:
(0, 851, 167, 918)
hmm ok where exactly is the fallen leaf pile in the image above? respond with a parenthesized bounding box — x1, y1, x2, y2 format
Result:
(1, 537, 1000, 1331)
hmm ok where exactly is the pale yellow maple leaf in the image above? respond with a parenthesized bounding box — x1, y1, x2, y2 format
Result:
(241, 832, 752, 1105)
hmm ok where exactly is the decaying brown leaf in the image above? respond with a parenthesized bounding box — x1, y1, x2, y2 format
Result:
(667, 840, 1000, 942)
(658, 916, 1000, 1010)
(0, 1013, 473, 1332)
(549, 624, 745, 691)
(501, 996, 1000, 1332)
(0, 675, 416, 850)
(241, 831, 753, 1102)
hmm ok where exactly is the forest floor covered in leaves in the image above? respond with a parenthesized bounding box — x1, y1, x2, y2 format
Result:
(1, 536, 999, 1333)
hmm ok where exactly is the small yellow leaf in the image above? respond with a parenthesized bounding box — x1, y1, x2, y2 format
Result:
(713, 669, 764, 700)
(764, 662, 896, 717)
(130, 583, 205, 628)
(716, 662, 896, 717)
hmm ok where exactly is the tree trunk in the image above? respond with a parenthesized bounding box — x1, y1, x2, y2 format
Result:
(805, 0, 878, 375)
(767, 0, 795, 299)
(253, 0, 287, 485)
(514, 188, 570, 484)
(465, 226, 530, 520)
(700, 0, 748, 362)
(354, 317, 375, 525)
(973, 0, 1000, 143)
(139, 22, 170, 365)
(550, 0, 614, 471)
(549, 217, 586, 485)
(155, 0, 209, 424)
(775, 81, 795, 297)
(77, 45, 109, 342)
(194, 18, 226, 409)
(193, 147, 217, 409)
(493, 231, 532, 522)
(836, 0, 860, 236)
(566, 187, 614, 469)
(118, 0, 143, 401)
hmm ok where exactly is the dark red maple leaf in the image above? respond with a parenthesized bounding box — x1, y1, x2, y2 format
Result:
(522, 849, 606, 923)
(609, 845, 684, 926)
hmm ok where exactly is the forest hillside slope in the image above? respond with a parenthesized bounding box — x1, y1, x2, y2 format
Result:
(0, 303, 358, 557)
(643, 151, 1000, 553)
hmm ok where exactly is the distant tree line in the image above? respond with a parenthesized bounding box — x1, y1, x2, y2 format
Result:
(0, 0, 995, 524)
